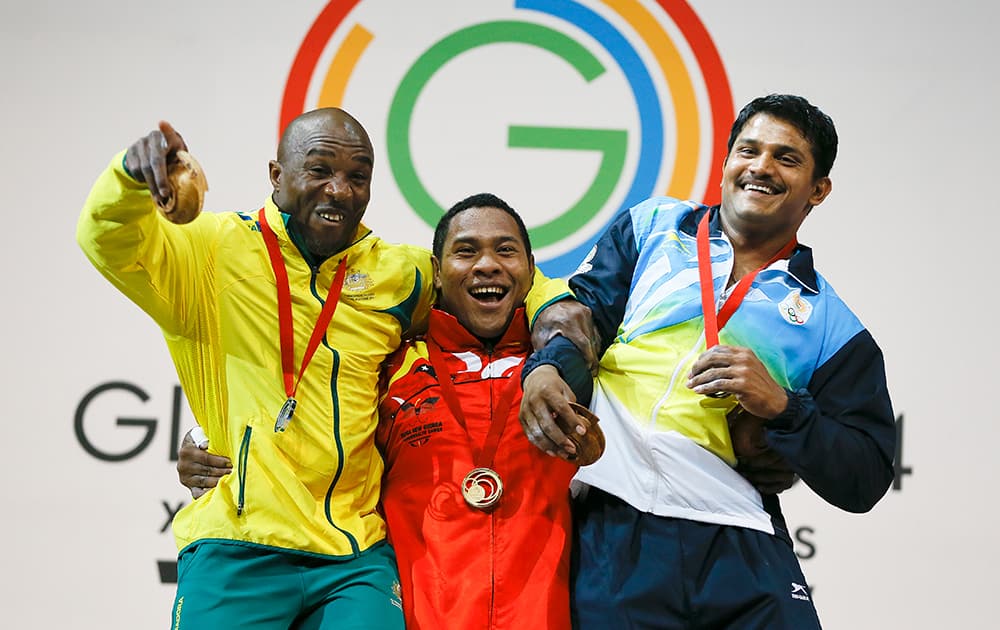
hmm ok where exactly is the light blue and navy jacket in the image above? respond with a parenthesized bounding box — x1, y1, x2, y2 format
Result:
(527, 197, 895, 540)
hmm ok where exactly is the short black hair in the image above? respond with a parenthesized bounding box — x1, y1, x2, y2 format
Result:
(432, 193, 532, 260)
(727, 94, 838, 179)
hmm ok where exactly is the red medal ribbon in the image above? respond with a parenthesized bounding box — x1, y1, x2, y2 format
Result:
(426, 337, 520, 469)
(259, 209, 348, 429)
(697, 209, 797, 348)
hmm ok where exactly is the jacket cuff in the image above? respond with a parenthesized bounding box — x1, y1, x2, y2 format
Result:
(766, 388, 806, 431)
(522, 334, 593, 406)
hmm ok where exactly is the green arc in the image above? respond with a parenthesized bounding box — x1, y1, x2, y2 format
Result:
(387, 20, 627, 249)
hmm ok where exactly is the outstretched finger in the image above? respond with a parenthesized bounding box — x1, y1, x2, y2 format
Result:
(158, 120, 188, 155)
(146, 130, 173, 203)
(128, 130, 170, 205)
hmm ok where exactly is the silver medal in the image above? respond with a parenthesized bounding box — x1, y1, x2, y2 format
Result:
(274, 397, 297, 432)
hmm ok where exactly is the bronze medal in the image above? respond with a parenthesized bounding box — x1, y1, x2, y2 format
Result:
(560, 402, 607, 467)
(461, 467, 504, 510)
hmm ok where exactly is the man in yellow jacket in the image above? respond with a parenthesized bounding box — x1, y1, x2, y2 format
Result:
(77, 108, 577, 630)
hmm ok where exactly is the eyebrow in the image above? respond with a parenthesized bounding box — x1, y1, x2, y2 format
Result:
(449, 234, 522, 248)
(305, 147, 373, 167)
(736, 137, 805, 157)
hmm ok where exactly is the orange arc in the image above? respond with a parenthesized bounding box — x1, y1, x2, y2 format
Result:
(605, 0, 700, 200)
(318, 24, 374, 108)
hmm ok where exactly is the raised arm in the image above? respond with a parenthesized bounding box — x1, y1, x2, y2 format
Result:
(76, 121, 217, 336)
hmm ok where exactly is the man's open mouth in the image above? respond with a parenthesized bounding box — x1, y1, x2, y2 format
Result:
(318, 211, 344, 223)
(469, 286, 509, 303)
(742, 181, 781, 195)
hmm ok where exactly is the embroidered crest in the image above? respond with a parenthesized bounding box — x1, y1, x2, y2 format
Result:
(394, 395, 444, 447)
(778, 289, 812, 326)
(344, 269, 374, 292)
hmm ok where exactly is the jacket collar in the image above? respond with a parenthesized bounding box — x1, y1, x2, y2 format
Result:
(261, 197, 374, 269)
(426, 307, 530, 354)
(681, 204, 820, 294)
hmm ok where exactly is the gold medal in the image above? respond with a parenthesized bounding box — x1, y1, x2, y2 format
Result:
(461, 467, 503, 510)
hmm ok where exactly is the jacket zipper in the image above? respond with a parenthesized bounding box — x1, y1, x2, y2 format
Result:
(648, 236, 736, 427)
(488, 353, 496, 629)
(311, 263, 361, 555)
(648, 333, 706, 428)
(236, 425, 252, 515)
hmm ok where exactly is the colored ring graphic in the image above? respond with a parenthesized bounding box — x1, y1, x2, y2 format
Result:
(282, 0, 732, 276)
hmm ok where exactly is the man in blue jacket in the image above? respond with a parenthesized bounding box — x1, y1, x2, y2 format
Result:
(520, 94, 896, 629)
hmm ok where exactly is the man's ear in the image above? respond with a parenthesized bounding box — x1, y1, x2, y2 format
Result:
(808, 176, 832, 208)
(268, 160, 282, 192)
(431, 255, 442, 292)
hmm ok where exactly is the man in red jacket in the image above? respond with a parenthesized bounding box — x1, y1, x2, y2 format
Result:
(375, 192, 591, 628)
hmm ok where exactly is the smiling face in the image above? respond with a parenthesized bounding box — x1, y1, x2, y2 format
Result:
(432, 206, 535, 340)
(720, 113, 831, 241)
(269, 109, 373, 260)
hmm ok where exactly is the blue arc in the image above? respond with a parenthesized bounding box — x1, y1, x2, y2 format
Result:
(516, 0, 664, 277)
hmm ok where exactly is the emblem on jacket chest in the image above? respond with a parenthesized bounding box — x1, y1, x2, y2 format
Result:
(778, 289, 813, 326)
(343, 268, 375, 300)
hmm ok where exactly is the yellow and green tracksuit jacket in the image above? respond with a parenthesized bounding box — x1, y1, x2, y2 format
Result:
(76, 152, 570, 559)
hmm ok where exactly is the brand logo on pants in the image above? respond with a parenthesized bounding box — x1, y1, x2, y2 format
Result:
(791, 582, 811, 601)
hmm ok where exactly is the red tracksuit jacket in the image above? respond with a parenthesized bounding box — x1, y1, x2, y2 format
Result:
(377, 308, 576, 629)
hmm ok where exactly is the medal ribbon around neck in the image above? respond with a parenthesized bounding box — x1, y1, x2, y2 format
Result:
(426, 337, 520, 509)
(696, 209, 797, 348)
(259, 208, 348, 432)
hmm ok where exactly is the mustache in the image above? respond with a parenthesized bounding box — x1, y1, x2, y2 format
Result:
(740, 176, 784, 193)
(315, 204, 350, 213)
